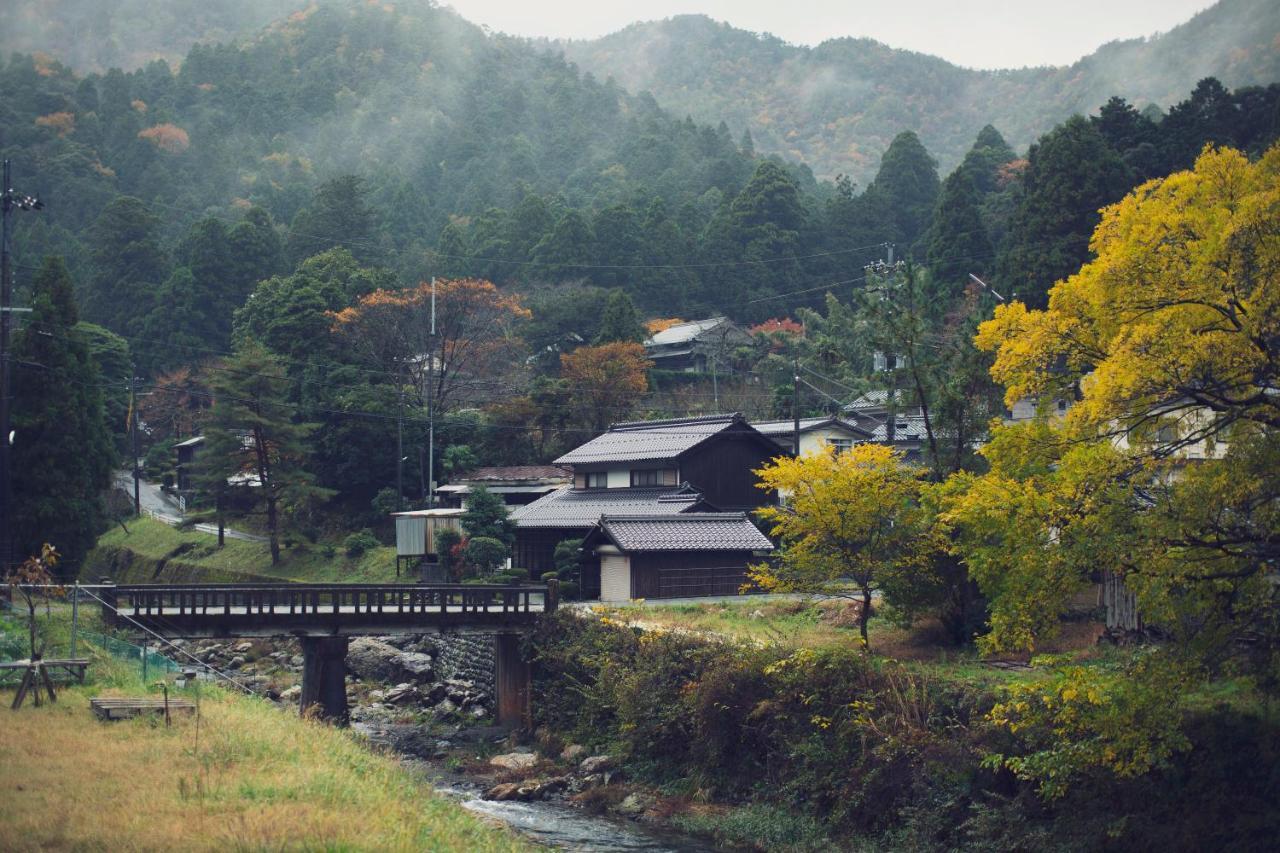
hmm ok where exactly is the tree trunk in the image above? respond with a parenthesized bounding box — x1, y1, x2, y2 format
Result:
(860, 585, 872, 651)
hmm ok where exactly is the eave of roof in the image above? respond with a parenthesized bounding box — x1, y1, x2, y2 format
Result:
(592, 512, 774, 552)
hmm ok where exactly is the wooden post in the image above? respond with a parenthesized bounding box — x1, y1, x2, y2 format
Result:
(494, 633, 531, 729)
(299, 636, 350, 724)
(545, 578, 559, 613)
(99, 579, 116, 624)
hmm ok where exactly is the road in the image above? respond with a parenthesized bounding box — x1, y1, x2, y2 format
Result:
(113, 471, 268, 543)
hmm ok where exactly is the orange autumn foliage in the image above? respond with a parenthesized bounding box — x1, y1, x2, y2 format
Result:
(645, 318, 684, 335)
(35, 112, 75, 137)
(138, 123, 190, 153)
(560, 341, 652, 432)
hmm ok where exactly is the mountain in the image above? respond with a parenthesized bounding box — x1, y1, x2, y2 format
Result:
(557, 0, 1280, 182)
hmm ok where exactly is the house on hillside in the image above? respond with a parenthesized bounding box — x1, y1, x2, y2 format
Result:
(582, 513, 774, 602)
(512, 413, 784, 596)
(752, 415, 873, 456)
(843, 390, 929, 458)
(644, 317, 752, 374)
(435, 465, 571, 508)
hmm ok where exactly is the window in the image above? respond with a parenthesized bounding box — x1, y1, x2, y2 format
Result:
(829, 438, 854, 454)
(585, 471, 607, 489)
(630, 469, 660, 486)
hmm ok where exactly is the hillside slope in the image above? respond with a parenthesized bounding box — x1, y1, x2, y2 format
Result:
(558, 0, 1280, 181)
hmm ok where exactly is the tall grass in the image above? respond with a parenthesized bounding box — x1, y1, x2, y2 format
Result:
(0, 656, 528, 851)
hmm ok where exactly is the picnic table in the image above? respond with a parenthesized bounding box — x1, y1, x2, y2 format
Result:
(89, 696, 196, 721)
(2, 658, 90, 709)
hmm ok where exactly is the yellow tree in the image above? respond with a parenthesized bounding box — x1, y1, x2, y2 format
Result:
(751, 444, 935, 649)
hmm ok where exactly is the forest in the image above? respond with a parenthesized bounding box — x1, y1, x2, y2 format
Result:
(2, 0, 1279, 572)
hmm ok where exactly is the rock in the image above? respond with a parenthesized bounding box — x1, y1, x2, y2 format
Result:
(228, 656, 246, 669)
(346, 637, 407, 682)
(750, 609, 765, 620)
(433, 698, 458, 716)
(615, 792, 652, 817)
(366, 689, 386, 702)
(393, 651, 435, 681)
(280, 685, 302, 701)
(578, 755, 615, 775)
(235, 641, 253, 653)
(469, 705, 488, 718)
(384, 683, 418, 705)
(289, 655, 305, 667)
(484, 782, 523, 801)
(489, 752, 539, 771)
(560, 744, 586, 762)
(422, 683, 449, 705)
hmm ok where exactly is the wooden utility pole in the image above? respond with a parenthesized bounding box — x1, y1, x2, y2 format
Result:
(130, 373, 141, 516)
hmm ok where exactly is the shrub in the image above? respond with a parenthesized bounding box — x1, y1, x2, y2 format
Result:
(435, 528, 463, 577)
(320, 543, 337, 560)
(464, 536, 508, 574)
(559, 581, 580, 600)
(343, 528, 379, 558)
(553, 537, 583, 578)
(542, 571, 559, 584)
(504, 566, 529, 582)
(371, 487, 400, 518)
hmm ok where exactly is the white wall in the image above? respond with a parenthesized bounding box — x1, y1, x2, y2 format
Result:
(600, 554, 632, 602)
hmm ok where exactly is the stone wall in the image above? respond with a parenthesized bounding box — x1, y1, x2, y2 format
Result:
(430, 633, 496, 694)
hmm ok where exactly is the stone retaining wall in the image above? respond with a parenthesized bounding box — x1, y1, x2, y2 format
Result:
(431, 633, 496, 694)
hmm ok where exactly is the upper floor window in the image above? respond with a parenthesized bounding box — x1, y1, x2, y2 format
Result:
(630, 469, 661, 487)
(584, 471, 607, 489)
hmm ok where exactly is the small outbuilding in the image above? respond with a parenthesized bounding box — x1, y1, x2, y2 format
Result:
(581, 512, 774, 602)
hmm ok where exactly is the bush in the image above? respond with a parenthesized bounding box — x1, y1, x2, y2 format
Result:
(504, 567, 529, 583)
(541, 571, 559, 584)
(343, 528, 379, 558)
(371, 487, 401, 518)
(320, 543, 337, 560)
(436, 528, 463, 578)
(464, 536, 509, 574)
(553, 537, 583, 578)
(559, 581, 580, 600)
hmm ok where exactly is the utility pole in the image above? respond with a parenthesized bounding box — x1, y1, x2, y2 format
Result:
(426, 277, 436, 508)
(1, 160, 43, 571)
(792, 351, 801, 457)
(130, 372, 141, 516)
(395, 377, 404, 513)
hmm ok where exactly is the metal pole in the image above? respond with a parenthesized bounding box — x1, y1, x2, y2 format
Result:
(792, 352, 801, 457)
(141, 635, 148, 682)
(70, 581, 79, 658)
(396, 380, 404, 512)
(0, 160, 13, 573)
(427, 277, 436, 508)
(130, 374, 141, 516)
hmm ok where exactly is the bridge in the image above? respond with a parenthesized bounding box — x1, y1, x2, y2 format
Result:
(99, 582, 558, 725)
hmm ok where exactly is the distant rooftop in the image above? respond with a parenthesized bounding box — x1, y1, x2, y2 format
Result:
(511, 485, 709, 528)
(752, 416, 872, 438)
(457, 466, 570, 482)
(644, 317, 732, 347)
(555, 413, 764, 466)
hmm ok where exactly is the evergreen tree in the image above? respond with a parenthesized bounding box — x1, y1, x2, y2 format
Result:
(532, 209, 594, 280)
(287, 175, 380, 266)
(83, 196, 169, 335)
(995, 116, 1132, 308)
(593, 289, 647, 344)
(460, 484, 515, 546)
(866, 131, 940, 254)
(201, 340, 332, 563)
(926, 168, 992, 292)
(959, 125, 1016, 195)
(10, 257, 115, 575)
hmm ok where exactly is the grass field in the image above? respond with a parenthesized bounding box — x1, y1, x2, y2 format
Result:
(0, 653, 529, 852)
(88, 517, 402, 584)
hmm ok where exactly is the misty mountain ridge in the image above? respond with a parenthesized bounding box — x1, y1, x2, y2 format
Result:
(557, 0, 1280, 181)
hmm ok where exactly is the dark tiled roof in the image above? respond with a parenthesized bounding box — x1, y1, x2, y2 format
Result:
(597, 513, 774, 552)
(555, 413, 748, 465)
(460, 466, 570, 482)
(511, 486, 707, 529)
(871, 416, 929, 442)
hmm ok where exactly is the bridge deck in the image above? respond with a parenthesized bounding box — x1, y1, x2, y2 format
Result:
(102, 583, 554, 638)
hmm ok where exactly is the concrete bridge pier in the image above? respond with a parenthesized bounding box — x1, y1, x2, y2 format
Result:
(299, 636, 350, 724)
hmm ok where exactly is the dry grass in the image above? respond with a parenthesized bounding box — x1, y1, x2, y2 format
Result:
(0, 671, 529, 852)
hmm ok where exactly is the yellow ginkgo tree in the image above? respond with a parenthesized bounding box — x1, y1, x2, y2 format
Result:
(750, 444, 937, 650)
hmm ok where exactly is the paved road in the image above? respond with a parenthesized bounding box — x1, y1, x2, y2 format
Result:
(113, 471, 268, 543)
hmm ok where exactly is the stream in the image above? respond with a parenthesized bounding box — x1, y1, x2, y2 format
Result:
(358, 724, 721, 852)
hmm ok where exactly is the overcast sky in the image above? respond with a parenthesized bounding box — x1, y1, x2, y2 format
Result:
(443, 0, 1216, 69)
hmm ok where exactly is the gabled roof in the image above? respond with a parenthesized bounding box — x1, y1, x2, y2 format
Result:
(511, 485, 712, 529)
(870, 415, 930, 442)
(458, 466, 570, 482)
(555, 413, 780, 465)
(589, 512, 774, 553)
(752, 416, 873, 439)
(644, 317, 733, 347)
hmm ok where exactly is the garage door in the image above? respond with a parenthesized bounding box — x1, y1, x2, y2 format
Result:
(600, 554, 631, 603)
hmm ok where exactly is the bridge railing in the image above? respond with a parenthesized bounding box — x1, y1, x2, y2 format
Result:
(102, 583, 554, 624)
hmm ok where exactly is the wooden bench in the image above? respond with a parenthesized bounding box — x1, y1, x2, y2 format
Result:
(0, 658, 90, 683)
(89, 697, 197, 721)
